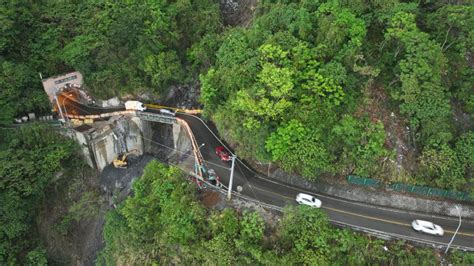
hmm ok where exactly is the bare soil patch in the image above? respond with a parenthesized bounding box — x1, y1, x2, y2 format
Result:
(201, 190, 222, 207)
(358, 83, 417, 181)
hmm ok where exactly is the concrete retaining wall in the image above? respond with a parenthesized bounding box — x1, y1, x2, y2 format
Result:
(79, 118, 144, 171)
(73, 130, 94, 168)
(269, 169, 474, 219)
(132, 117, 152, 152)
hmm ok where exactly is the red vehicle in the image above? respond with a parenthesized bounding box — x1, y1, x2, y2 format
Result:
(215, 146, 231, 161)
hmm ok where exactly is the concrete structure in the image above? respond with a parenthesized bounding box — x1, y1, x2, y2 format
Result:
(137, 112, 177, 124)
(72, 115, 147, 171)
(73, 125, 95, 168)
(268, 168, 474, 219)
(71, 114, 189, 172)
(42, 71, 84, 103)
(41, 73, 188, 172)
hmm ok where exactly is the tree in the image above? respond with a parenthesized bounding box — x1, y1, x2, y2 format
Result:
(143, 51, 183, 88)
(426, 5, 474, 114)
(231, 60, 294, 123)
(99, 160, 206, 264)
(385, 11, 452, 146)
(265, 119, 333, 179)
(234, 211, 266, 264)
(25, 247, 47, 266)
(0, 60, 49, 125)
(279, 206, 333, 264)
(448, 249, 474, 265)
(98, 162, 465, 264)
(332, 115, 389, 177)
(417, 144, 465, 190)
(455, 133, 474, 179)
(188, 33, 223, 72)
(0, 124, 77, 264)
(315, 1, 367, 67)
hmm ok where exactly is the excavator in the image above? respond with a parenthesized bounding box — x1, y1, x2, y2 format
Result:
(113, 149, 138, 169)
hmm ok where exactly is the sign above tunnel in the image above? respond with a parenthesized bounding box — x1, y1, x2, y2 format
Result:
(42, 71, 84, 103)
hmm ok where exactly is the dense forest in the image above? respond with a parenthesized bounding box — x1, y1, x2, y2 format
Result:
(199, 0, 474, 193)
(0, 125, 86, 264)
(1, 0, 223, 119)
(0, 0, 473, 263)
(1, 0, 473, 192)
(100, 161, 474, 264)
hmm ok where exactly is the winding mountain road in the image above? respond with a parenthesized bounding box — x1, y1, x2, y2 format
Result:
(178, 113, 474, 251)
(58, 94, 474, 251)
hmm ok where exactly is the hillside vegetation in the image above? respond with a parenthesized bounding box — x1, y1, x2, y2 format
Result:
(1, 0, 472, 192)
(0, 125, 92, 264)
(200, 1, 474, 193)
(0, 0, 222, 121)
(99, 160, 474, 264)
(1, 1, 473, 264)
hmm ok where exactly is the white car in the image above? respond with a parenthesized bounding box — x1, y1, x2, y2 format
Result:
(411, 220, 444, 236)
(296, 193, 322, 208)
(159, 109, 175, 116)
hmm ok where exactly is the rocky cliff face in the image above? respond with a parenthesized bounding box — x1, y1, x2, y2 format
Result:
(220, 0, 258, 26)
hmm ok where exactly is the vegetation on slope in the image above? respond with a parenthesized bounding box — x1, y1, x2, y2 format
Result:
(0, 0, 223, 124)
(2, 0, 472, 191)
(200, 0, 474, 193)
(1, 124, 107, 264)
(1, 1, 472, 264)
(99, 160, 474, 264)
(0, 125, 76, 264)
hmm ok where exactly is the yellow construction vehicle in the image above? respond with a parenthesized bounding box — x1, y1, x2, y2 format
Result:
(113, 149, 138, 169)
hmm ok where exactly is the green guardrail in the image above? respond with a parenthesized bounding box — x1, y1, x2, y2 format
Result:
(347, 175, 473, 202)
(347, 175, 381, 187)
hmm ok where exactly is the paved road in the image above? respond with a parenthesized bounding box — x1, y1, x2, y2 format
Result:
(177, 113, 474, 251)
(58, 92, 124, 116)
(59, 97, 474, 251)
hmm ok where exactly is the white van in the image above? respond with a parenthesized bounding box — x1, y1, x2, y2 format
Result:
(125, 101, 146, 111)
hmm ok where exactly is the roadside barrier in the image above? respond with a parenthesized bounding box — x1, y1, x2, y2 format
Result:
(347, 175, 381, 187)
(347, 175, 473, 202)
(389, 183, 473, 202)
(145, 104, 202, 114)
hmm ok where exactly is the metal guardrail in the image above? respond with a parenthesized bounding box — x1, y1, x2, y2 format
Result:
(198, 177, 284, 212)
(347, 175, 381, 187)
(1, 120, 62, 129)
(171, 114, 474, 252)
(390, 183, 473, 202)
(145, 104, 202, 114)
(330, 219, 474, 252)
(136, 112, 177, 124)
(65, 110, 136, 120)
(205, 182, 474, 252)
(199, 177, 473, 252)
(63, 109, 178, 125)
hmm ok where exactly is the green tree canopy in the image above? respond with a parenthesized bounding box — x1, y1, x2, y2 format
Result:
(0, 125, 78, 264)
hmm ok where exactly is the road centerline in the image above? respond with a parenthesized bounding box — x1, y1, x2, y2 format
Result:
(249, 184, 474, 237)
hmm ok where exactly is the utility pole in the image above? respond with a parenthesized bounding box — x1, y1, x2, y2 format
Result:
(227, 155, 236, 201)
(61, 96, 72, 128)
(54, 94, 65, 127)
